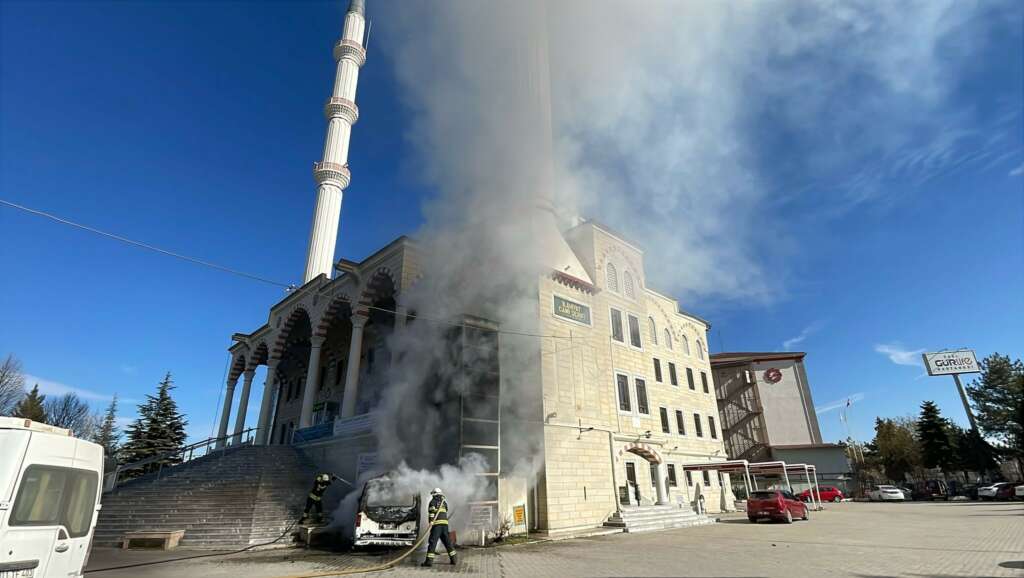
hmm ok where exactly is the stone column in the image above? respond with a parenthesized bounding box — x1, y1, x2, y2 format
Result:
(255, 360, 280, 445)
(231, 369, 256, 445)
(299, 336, 327, 428)
(215, 374, 239, 449)
(655, 463, 670, 505)
(340, 313, 368, 418)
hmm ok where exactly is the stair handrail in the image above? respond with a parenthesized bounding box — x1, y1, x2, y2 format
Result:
(112, 427, 258, 488)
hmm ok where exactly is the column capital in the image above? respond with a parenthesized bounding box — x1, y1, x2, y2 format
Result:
(350, 313, 369, 328)
(310, 335, 327, 348)
(243, 368, 256, 380)
(226, 374, 240, 388)
(267, 358, 281, 370)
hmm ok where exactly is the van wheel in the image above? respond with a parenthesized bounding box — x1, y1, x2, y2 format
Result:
(784, 510, 793, 524)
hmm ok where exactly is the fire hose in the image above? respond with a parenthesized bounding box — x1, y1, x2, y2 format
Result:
(272, 508, 445, 578)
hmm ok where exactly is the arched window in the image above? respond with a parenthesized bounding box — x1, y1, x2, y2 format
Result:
(664, 329, 673, 350)
(648, 317, 658, 345)
(623, 271, 635, 300)
(682, 335, 690, 356)
(697, 339, 705, 360)
(606, 262, 619, 293)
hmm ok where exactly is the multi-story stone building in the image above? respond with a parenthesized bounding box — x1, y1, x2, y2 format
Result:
(212, 0, 731, 536)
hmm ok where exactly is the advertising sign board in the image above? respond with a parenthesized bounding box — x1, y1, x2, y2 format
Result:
(922, 350, 979, 376)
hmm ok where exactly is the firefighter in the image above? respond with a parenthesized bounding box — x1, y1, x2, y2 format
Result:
(302, 473, 339, 524)
(421, 487, 456, 567)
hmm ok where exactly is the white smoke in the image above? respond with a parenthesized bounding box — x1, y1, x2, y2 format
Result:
(378, 0, 1011, 304)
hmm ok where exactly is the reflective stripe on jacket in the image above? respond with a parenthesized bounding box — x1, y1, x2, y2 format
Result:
(428, 496, 449, 525)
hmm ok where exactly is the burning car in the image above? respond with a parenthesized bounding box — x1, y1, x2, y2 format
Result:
(353, 475, 421, 548)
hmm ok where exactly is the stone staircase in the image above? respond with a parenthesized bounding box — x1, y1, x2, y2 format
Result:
(94, 445, 317, 549)
(603, 504, 715, 533)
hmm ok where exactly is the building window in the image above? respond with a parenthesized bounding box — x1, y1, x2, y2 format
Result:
(668, 362, 678, 386)
(682, 335, 690, 356)
(606, 262, 619, 293)
(648, 317, 658, 345)
(653, 358, 662, 382)
(664, 329, 673, 350)
(624, 271, 636, 299)
(616, 373, 631, 412)
(709, 416, 717, 439)
(697, 339, 705, 360)
(627, 314, 642, 348)
(660, 407, 670, 433)
(686, 367, 695, 390)
(701, 371, 709, 393)
(686, 471, 693, 486)
(667, 465, 678, 487)
(693, 413, 703, 437)
(610, 308, 624, 343)
(635, 378, 650, 415)
(675, 410, 686, 435)
(702, 471, 711, 486)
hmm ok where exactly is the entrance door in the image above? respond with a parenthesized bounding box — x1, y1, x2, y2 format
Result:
(625, 462, 638, 505)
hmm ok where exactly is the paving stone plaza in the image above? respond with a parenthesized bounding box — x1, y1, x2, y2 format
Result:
(86, 501, 1024, 578)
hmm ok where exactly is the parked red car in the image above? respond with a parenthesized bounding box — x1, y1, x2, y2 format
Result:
(798, 486, 845, 503)
(747, 490, 810, 523)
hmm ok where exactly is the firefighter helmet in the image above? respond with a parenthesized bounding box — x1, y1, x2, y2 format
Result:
(431, 487, 443, 496)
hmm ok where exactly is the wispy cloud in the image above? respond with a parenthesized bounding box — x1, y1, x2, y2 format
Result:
(119, 364, 137, 375)
(782, 321, 823, 350)
(24, 374, 135, 405)
(815, 392, 865, 415)
(1010, 163, 1024, 177)
(874, 343, 925, 367)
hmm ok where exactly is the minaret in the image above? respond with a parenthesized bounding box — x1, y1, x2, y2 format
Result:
(304, 0, 367, 283)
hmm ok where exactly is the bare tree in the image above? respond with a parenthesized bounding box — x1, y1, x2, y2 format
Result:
(45, 393, 96, 438)
(0, 354, 26, 416)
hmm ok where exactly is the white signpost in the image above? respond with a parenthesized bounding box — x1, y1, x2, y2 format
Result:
(922, 349, 980, 431)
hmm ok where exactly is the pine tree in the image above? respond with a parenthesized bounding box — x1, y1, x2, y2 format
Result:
(966, 353, 1024, 470)
(916, 401, 954, 475)
(146, 372, 188, 468)
(120, 373, 188, 475)
(14, 384, 46, 422)
(869, 417, 921, 483)
(949, 424, 998, 479)
(92, 395, 121, 459)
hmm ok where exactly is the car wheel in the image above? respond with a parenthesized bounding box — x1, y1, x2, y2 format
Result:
(832, 496, 842, 503)
(748, 517, 758, 524)
(802, 508, 810, 521)
(784, 510, 793, 524)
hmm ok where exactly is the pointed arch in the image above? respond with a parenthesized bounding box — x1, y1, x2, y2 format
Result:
(681, 334, 691, 356)
(696, 339, 705, 360)
(605, 262, 619, 293)
(648, 317, 658, 345)
(664, 328, 673, 350)
(270, 307, 313, 362)
(248, 341, 269, 369)
(228, 354, 249, 382)
(623, 270, 635, 300)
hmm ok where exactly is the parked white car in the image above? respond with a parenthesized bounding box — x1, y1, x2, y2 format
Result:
(867, 485, 906, 501)
(1016, 485, 1024, 500)
(978, 482, 1017, 500)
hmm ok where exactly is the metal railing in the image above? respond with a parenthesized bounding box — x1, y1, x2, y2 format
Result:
(110, 427, 258, 489)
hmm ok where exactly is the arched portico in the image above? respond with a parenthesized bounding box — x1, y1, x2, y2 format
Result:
(619, 442, 670, 506)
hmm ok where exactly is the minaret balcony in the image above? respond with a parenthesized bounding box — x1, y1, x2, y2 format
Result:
(313, 161, 351, 189)
(324, 97, 359, 124)
(333, 39, 367, 66)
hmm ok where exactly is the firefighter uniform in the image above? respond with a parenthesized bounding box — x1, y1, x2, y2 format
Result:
(422, 491, 456, 567)
(303, 473, 335, 522)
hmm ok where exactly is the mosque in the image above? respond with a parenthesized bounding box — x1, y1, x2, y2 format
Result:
(214, 0, 732, 536)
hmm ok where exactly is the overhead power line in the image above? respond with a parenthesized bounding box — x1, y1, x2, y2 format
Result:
(1, 197, 572, 339)
(0, 198, 293, 289)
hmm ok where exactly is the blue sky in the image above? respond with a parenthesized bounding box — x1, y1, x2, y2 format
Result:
(1, 1, 1021, 445)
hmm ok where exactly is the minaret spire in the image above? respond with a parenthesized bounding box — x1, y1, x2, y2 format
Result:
(304, 0, 367, 283)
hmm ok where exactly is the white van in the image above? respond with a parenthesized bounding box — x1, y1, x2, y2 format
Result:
(0, 417, 104, 578)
